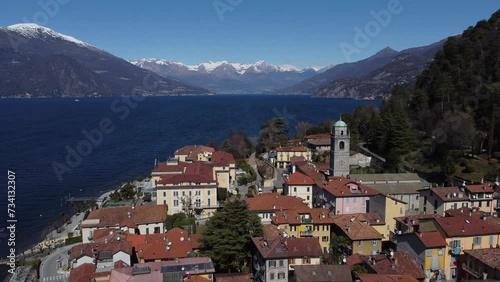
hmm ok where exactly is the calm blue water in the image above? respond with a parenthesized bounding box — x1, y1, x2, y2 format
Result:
(0, 95, 379, 257)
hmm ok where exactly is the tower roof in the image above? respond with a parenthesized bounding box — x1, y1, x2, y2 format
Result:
(334, 120, 347, 127)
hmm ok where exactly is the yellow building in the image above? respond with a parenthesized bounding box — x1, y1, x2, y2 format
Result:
(397, 231, 447, 280)
(419, 215, 500, 280)
(154, 161, 219, 218)
(332, 214, 383, 255)
(209, 150, 236, 190)
(276, 146, 312, 168)
(271, 208, 334, 253)
(368, 194, 407, 241)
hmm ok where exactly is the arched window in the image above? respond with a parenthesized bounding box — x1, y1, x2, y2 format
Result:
(341, 130, 344, 135)
(339, 141, 345, 150)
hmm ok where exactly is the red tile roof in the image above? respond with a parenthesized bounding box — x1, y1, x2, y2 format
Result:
(305, 134, 330, 140)
(293, 264, 353, 282)
(415, 232, 447, 248)
(296, 160, 380, 197)
(246, 193, 310, 212)
(175, 145, 215, 161)
(93, 228, 128, 242)
(359, 274, 418, 282)
(70, 240, 132, 261)
(81, 205, 168, 229)
(276, 146, 308, 152)
(127, 228, 200, 261)
(271, 208, 335, 225)
(290, 156, 307, 165)
(262, 224, 282, 239)
(156, 162, 216, 186)
(210, 150, 235, 166)
(463, 248, 500, 271)
(332, 214, 383, 241)
(464, 184, 495, 193)
(252, 237, 323, 259)
(283, 171, 315, 185)
(187, 276, 212, 282)
(394, 214, 442, 229)
(349, 252, 425, 280)
(427, 187, 470, 202)
(435, 215, 500, 237)
(69, 263, 95, 282)
(215, 273, 252, 282)
(445, 207, 500, 227)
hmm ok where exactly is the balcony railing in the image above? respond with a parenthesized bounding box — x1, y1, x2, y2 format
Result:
(300, 218, 313, 224)
(300, 231, 314, 237)
(462, 263, 481, 279)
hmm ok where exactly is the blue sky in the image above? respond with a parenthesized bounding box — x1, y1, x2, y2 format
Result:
(1, 0, 498, 68)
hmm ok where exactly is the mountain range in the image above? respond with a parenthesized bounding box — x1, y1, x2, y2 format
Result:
(0, 23, 446, 98)
(130, 59, 322, 94)
(0, 23, 211, 98)
(282, 40, 446, 98)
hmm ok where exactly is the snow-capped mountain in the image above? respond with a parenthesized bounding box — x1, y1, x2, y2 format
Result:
(131, 59, 318, 94)
(0, 23, 210, 98)
(4, 23, 95, 49)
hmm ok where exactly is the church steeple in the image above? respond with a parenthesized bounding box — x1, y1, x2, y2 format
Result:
(329, 117, 350, 177)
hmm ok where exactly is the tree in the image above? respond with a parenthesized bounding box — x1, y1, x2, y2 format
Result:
(352, 264, 368, 280)
(199, 200, 263, 272)
(165, 212, 195, 233)
(296, 121, 312, 140)
(327, 234, 351, 264)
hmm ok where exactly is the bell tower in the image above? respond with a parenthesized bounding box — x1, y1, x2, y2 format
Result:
(329, 117, 350, 177)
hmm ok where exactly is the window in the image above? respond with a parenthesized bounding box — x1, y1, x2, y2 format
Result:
(487, 201, 490, 207)
(345, 207, 350, 213)
(163, 192, 166, 197)
(353, 198, 357, 203)
(479, 201, 482, 208)
(279, 260, 284, 267)
(372, 240, 378, 246)
(399, 207, 403, 214)
(291, 226, 296, 232)
(339, 141, 345, 150)
(173, 200, 179, 207)
(173, 191, 178, 197)
(208, 190, 210, 195)
(438, 248, 444, 255)
(270, 273, 275, 280)
(195, 199, 201, 208)
(278, 273, 285, 279)
(195, 190, 200, 196)
(146, 228, 149, 234)
(314, 225, 319, 231)
(490, 236, 494, 246)
(208, 199, 211, 206)
(426, 249, 432, 257)
(154, 227, 160, 234)
(268, 260, 276, 267)
(163, 200, 166, 205)
(294, 187, 297, 192)
(346, 198, 350, 204)
(307, 187, 310, 192)
(189, 191, 192, 196)
(450, 240, 461, 248)
(358, 241, 363, 247)
(323, 225, 328, 231)
(322, 236, 329, 242)
(182, 191, 185, 196)
(473, 237, 481, 245)
(387, 225, 390, 230)
(307, 196, 310, 201)
(303, 258, 311, 264)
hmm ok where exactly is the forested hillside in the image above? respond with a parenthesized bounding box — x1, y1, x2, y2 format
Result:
(345, 10, 500, 183)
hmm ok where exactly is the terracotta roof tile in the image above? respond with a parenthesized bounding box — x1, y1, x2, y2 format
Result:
(435, 215, 500, 237)
(252, 237, 323, 259)
(394, 214, 442, 229)
(70, 240, 132, 261)
(246, 193, 309, 212)
(215, 273, 252, 282)
(69, 263, 95, 282)
(359, 274, 418, 282)
(332, 214, 383, 241)
(283, 171, 315, 185)
(276, 146, 308, 152)
(81, 205, 167, 229)
(349, 252, 425, 280)
(464, 184, 495, 193)
(305, 134, 330, 140)
(427, 187, 469, 202)
(463, 248, 500, 270)
(293, 264, 353, 282)
(175, 145, 215, 161)
(210, 150, 235, 166)
(415, 232, 447, 248)
(262, 224, 281, 239)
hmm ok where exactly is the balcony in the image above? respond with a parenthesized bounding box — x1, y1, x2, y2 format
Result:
(300, 231, 314, 237)
(389, 231, 398, 243)
(462, 263, 481, 279)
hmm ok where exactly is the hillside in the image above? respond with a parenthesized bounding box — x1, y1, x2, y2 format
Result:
(0, 24, 211, 98)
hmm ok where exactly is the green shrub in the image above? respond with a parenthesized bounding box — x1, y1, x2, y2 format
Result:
(217, 188, 228, 201)
(463, 164, 476, 173)
(489, 158, 498, 165)
(65, 235, 82, 245)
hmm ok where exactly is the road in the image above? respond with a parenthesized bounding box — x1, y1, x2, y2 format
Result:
(40, 244, 74, 282)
